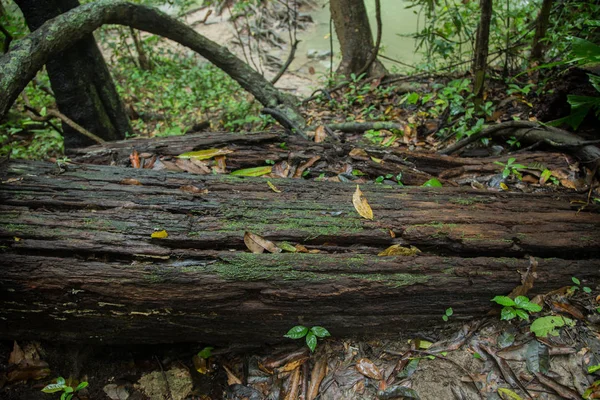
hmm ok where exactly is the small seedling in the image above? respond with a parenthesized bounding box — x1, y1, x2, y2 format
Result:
(442, 307, 453, 322)
(571, 277, 592, 294)
(491, 295, 542, 321)
(42, 377, 88, 400)
(284, 325, 330, 352)
(494, 158, 527, 180)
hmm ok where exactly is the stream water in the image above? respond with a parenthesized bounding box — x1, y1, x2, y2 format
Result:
(292, 0, 424, 74)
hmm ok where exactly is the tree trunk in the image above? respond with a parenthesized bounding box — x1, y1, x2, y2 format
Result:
(472, 0, 493, 109)
(1, 160, 599, 345)
(14, 0, 132, 148)
(530, 0, 553, 63)
(330, 0, 387, 78)
(0, 0, 304, 134)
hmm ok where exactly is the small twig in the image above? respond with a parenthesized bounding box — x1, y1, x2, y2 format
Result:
(270, 39, 299, 85)
(355, 0, 383, 77)
(153, 355, 173, 400)
(378, 54, 417, 70)
(24, 105, 105, 144)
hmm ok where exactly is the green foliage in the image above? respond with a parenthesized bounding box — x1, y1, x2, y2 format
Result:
(284, 325, 331, 352)
(570, 276, 592, 294)
(197, 346, 213, 359)
(422, 178, 442, 187)
(530, 316, 575, 337)
(442, 307, 453, 322)
(42, 377, 88, 400)
(494, 158, 526, 180)
(491, 295, 542, 321)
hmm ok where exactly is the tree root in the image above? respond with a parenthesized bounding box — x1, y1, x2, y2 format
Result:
(325, 121, 404, 133)
(440, 121, 600, 166)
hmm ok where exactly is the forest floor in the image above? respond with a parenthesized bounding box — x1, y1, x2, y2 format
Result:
(2, 1, 600, 400)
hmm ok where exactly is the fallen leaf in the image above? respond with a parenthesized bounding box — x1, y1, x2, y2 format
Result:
(278, 242, 297, 252)
(223, 365, 242, 385)
(370, 156, 383, 164)
(267, 181, 282, 193)
(283, 366, 301, 400)
(314, 126, 327, 143)
(179, 185, 208, 194)
(244, 232, 281, 253)
(130, 149, 141, 169)
(349, 148, 369, 158)
(280, 357, 309, 372)
(176, 148, 233, 160)
(231, 166, 272, 177)
(120, 178, 142, 186)
(352, 185, 374, 220)
(307, 357, 327, 400)
(151, 230, 168, 239)
(355, 358, 382, 380)
(214, 155, 227, 173)
(293, 156, 321, 178)
(295, 244, 309, 253)
(498, 387, 523, 400)
(378, 245, 421, 256)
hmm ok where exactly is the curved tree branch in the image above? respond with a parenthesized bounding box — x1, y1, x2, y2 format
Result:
(0, 0, 305, 131)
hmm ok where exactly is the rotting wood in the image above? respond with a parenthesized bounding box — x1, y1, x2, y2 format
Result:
(1, 161, 599, 345)
(70, 131, 571, 186)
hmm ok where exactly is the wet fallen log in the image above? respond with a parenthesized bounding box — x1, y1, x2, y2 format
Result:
(70, 131, 570, 186)
(1, 160, 599, 345)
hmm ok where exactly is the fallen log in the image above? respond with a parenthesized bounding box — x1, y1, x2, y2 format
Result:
(1, 160, 599, 345)
(70, 131, 571, 186)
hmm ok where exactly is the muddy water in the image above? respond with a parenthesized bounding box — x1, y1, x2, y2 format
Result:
(291, 0, 423, 75)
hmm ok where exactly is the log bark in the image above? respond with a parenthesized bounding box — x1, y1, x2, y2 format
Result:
(472, 0, 493, 108)
(0, 0, 304, 130)
(1, 160, 599, 345)
(70, 131, 571, 186)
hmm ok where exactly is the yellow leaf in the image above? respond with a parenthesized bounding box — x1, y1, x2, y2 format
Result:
(370, 156, 383, 164)
(176, 148, 233, 160)
(500, 182, 509, 191)
(244, 231, 282, 253)
(267, 180, 282, 193)
(278, 242, 297, 252)
(231, 166, 272, 177)
(378, 245, 421, 256)
(352, 185, 374, 220)
(14, 237, 21, 242)
(498, 388, 523, 400)
(151, 230, 168, 239)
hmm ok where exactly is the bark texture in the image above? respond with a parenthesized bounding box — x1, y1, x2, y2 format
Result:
(14, 0, 131, 148)
(0, 1, 303, 130)
(472, 0, 493, 108)
(1, 161, 599, 345)
(330, 0, 387, 77)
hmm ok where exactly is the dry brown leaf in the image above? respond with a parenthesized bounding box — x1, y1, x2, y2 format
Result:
(314, 126, 327, 143)
(307, 357, 327, 400)
(130, 149, 141, 169)
(8, 341, 25, 365)
(355, 358, 382, 380)
(352, 185, 373, 220)
(280, 357, 309, 372)
(244, 232, 281, 253)
(273, 161, 291, 178)
(120, 178, 142, 186)
(349, 148, 369, 158)
(214, 155, 227, 173)
(295, 244, 309, 253)
(293, 156, 321, 178)
(284, 367, 301, 400)
(179, 185, 208, 195)
(378, 245, 421, 257)
(223, 365, 242, 386)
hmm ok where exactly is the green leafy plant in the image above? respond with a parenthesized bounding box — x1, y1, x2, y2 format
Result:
(197, 346, 213, 359)
(421, 178, 442, 187)
(442, 307, 453, 322)
(494, 158, 527, 180)
(570, 276, 592, 294)
(42, 377, 88, 400)
(284, 325, 330, 352)
(491, 295, 542, 321)
(530, 316, 575, 337)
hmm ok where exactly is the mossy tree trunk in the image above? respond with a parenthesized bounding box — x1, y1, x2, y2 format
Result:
(330, 0, 387, 78)
(1, 161, 599, 344)
(14, 0, 132, 148)
(0, 1, 304, 138)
